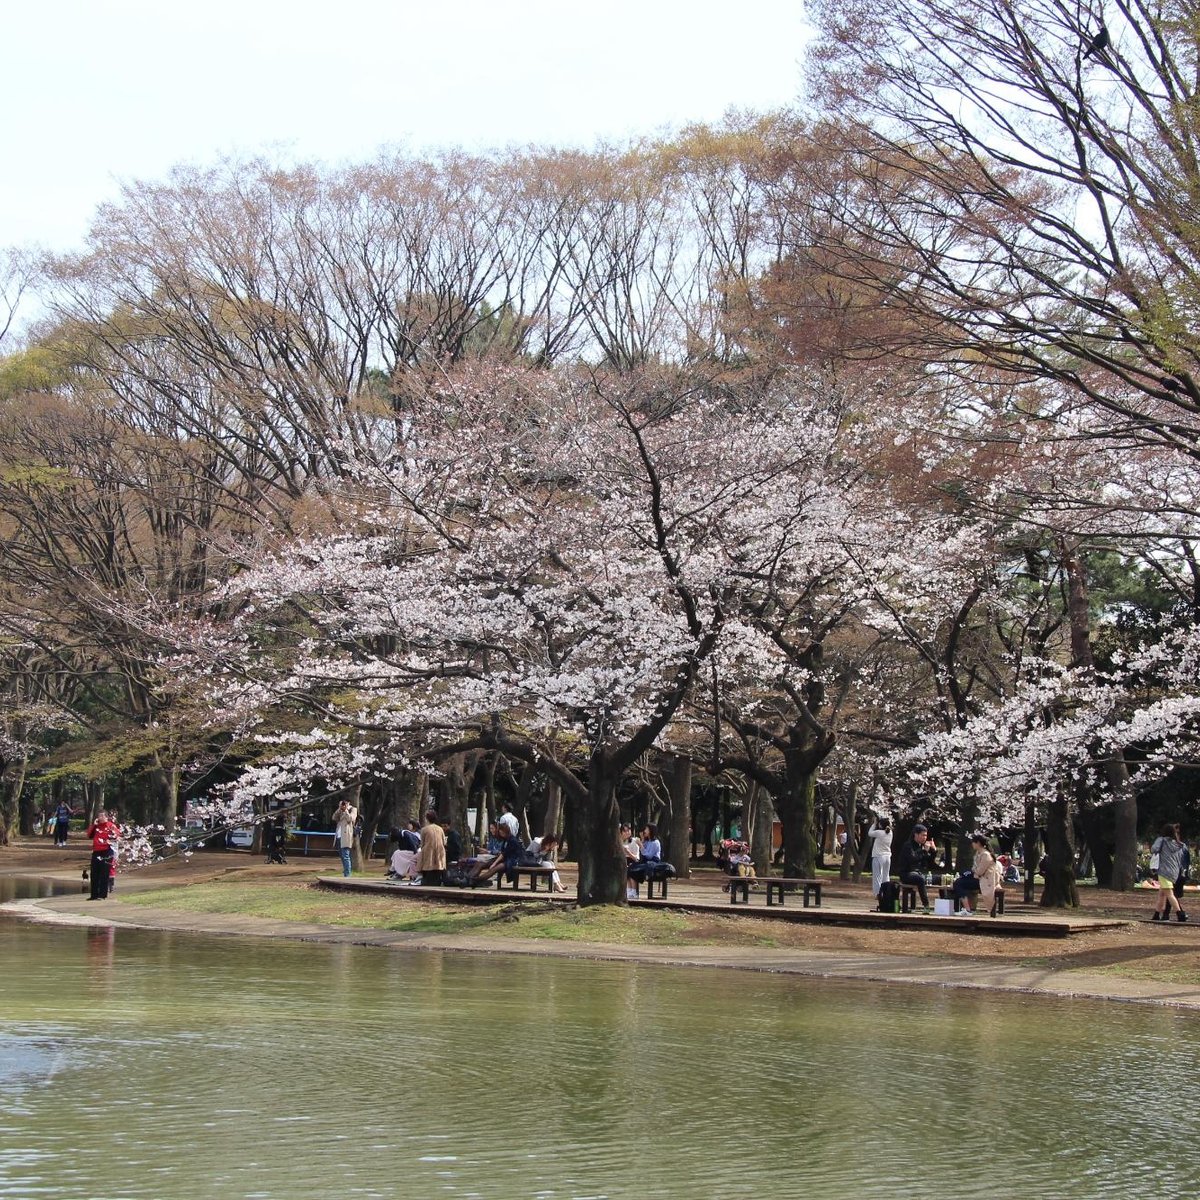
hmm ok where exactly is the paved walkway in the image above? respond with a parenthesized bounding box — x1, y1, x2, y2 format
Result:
(8, 891, 1199, 1010)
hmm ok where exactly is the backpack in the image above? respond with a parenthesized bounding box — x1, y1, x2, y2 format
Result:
(877, 880, 900, 913)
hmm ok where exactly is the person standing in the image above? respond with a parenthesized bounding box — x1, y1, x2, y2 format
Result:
(333, 797, 358, 878)
(84, 810, 119, 901)
(417, 809, 447, 886)
(1152, 823, 1188, 922)
(53, 800, 74, 847)
(498, 803, 520, 840)
(867, 817, 893, 901)
(1172, 824, 1191, 913)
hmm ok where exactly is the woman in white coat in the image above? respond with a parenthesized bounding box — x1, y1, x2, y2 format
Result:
(867, 817, 893, 899)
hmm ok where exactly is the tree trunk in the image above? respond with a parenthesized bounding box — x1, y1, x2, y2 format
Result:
(1078, 804, 1114, 888)
(148, 758, 180, 829)
(666, 755, 692, 879)
(574, 766, 627, 906)
(776, 769, 817, 880)
(1040, 788, 1079, 908)
(839, 781, 857, 881)
(543, 778, 563, 842)
(441, 753, 473, 840)
(1063, 545, 1137, 890)
(19, 777, 37, 836)
(0, 757, 25, 846)
(750, 781, 775, 877)
(1023, 797, 1038, 904)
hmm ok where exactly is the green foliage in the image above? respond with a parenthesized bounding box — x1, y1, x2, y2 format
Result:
(0, 346, 72, 399)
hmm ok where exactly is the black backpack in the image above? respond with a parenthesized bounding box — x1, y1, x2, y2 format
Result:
(877, 880, 900, 914)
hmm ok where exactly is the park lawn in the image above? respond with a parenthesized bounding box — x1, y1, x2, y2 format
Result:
(119, 879, 747, 945)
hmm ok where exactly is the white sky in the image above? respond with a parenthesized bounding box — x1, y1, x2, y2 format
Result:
(4, 0, 810, 253)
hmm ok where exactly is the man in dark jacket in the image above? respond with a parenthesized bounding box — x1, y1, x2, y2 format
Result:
(896, 824, 938, 912)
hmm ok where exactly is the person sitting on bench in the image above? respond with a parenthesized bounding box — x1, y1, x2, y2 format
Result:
(896, 824, 938, 913)
(527, 832, 566, 892)
(470, 827, 526, 885)
(951, 833, 1002, 915)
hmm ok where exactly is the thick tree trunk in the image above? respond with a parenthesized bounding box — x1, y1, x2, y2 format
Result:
(148, 758, 180, 829)
(1040, 789, 1079, 908)
(666, 756, 692, 879)
(19, 778, 37, 836)
(776, 769, 817, 880)
(574, 768, 627, 906)
(1079, 804, 1114, 888)
(543, 779, 563, 842)
(441, 753, 473, 840)
(0, 758, 26, 846)
(750, 782, 775, 877)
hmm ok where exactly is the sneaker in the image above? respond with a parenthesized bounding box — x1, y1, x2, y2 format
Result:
(1152, 911, 1163, 921)
(922, 906, 932, 914)
(1178, 911, 1189, 923)
(957, 907, 973, 916)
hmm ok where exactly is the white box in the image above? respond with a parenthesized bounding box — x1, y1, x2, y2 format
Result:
(933, 898, 954, 916)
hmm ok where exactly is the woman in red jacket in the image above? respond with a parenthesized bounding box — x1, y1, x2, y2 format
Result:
(85, 811, 119, 900)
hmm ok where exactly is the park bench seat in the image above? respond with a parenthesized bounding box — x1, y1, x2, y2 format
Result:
(495, 865, 559, 892)
(938, 884, 1005, 917)
(728, 876, 822, 907)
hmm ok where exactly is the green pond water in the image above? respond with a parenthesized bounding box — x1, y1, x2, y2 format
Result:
(0, 875, 1195, 1199)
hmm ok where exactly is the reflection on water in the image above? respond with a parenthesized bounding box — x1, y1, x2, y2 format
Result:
(0, 908, 1195, 1199)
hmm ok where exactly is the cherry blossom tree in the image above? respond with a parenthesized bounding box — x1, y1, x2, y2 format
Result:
(165, 361, 910, 903)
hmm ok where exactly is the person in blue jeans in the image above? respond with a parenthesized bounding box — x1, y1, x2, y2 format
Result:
(333, 798, 358, 877)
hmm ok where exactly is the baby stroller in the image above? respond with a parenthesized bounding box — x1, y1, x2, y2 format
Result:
(717, 839, 756, 893)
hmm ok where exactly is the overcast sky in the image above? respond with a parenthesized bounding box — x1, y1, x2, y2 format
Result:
(4, 0, 810, 253)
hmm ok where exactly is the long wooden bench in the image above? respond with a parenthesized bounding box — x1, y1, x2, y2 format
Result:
(728, 876, 822, 907)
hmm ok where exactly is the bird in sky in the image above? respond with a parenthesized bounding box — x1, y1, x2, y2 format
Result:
(1082, 21, 1110, 60)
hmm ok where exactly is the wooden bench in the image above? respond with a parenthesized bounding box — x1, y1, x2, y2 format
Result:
(938, 884, 1005, 916)
(899, 882, 927, 913)
(495, 865, 559, 892)
(728, 876, 822, 907)
(632, 875, 670, 900)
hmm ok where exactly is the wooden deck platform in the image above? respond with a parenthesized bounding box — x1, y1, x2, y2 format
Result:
(318, 876, 1127, 938)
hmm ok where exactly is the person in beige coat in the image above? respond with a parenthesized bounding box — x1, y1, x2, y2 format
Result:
(333, 798, 358, 878)
(417, 810, 447, 886)
(952, 834, 1002, 915)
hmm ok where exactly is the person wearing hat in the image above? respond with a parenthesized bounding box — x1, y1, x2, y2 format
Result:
(896, 824, 937, 913)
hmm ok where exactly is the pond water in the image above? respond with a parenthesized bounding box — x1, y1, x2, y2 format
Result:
(0, 875, 1195, 1199)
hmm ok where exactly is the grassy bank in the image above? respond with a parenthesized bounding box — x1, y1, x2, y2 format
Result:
(120, 879, 730, 945)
